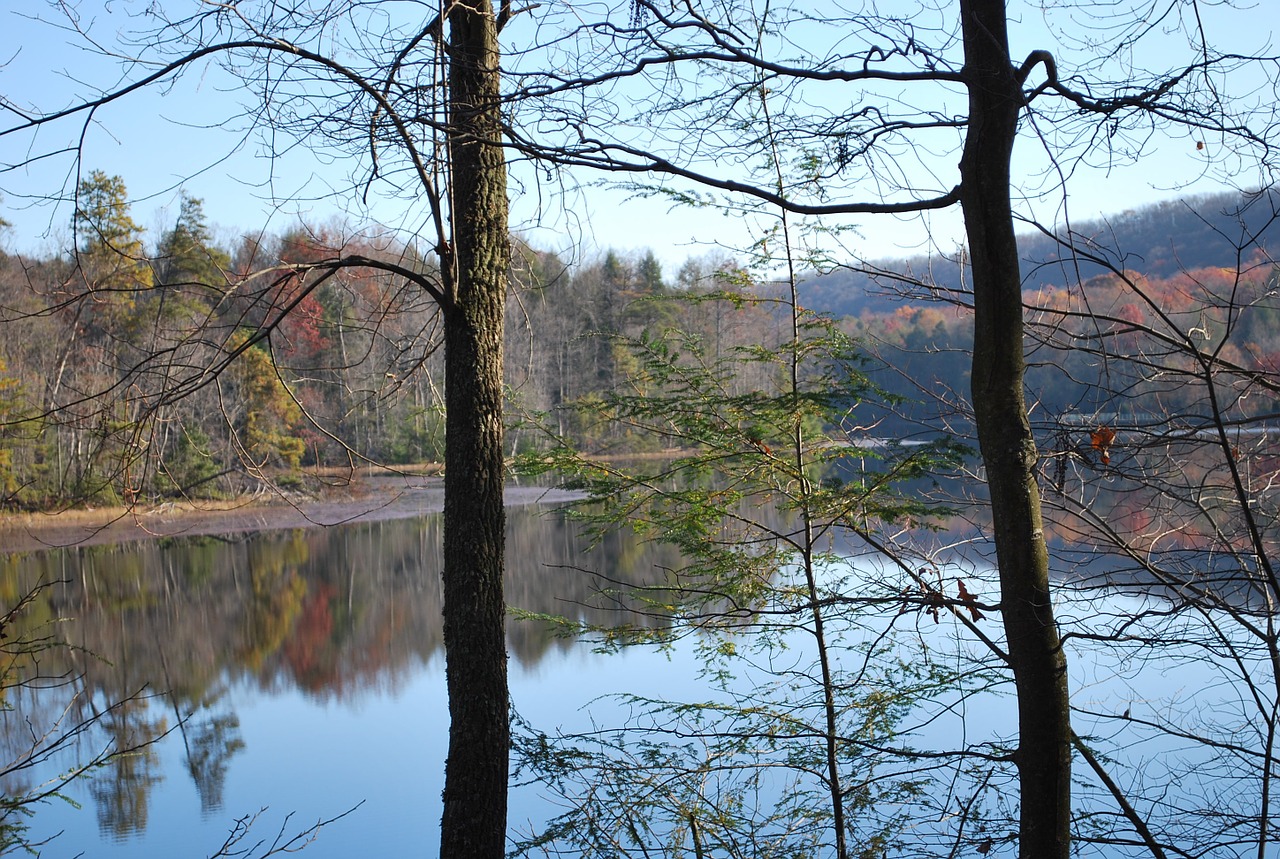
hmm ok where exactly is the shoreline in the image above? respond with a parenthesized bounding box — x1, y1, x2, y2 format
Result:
(0, 472, 581, 554)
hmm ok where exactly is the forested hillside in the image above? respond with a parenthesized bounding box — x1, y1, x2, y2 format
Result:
(816, 188, 1280, 432)
(1, 177, 1276, 509)
(799, 187, 1280, 318)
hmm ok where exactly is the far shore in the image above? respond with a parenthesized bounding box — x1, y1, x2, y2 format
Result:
(0, 468, 583, 554)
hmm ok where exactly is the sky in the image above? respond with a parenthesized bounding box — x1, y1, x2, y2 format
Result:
(1, 1, 1276, 277)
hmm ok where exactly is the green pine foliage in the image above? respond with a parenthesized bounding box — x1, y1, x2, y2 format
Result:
(154, 194, 229, 290)
(154, 426, 224, 499)
(227, 333, 306, 472)
(514, 288, 975, 857)
(71, 170, 152, 342)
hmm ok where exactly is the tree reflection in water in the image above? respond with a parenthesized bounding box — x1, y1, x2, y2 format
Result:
(0, 503, 679, 853)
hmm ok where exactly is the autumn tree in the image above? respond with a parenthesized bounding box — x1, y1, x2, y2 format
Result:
(224, 332, 306, 473)
(0, 359, 33, 502)
(71, 171, 151, 328)
(43, 172, 156, 501)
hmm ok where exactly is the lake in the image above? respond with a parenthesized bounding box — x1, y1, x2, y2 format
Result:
(0, 500, 701, 858)
(0, 491, 1276, 858)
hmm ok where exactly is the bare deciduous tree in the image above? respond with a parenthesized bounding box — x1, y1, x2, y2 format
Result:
(2, 2, 515, 855)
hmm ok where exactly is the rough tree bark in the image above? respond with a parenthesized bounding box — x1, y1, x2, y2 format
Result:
(959, 2, 1071, 856)
(440, 3, 511, 858)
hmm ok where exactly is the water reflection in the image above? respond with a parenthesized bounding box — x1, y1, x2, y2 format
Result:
(0, 504, 680, 852)
(6, 471, 1269, 857)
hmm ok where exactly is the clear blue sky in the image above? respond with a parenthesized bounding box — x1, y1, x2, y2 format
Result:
(2, 1, 1275, 277)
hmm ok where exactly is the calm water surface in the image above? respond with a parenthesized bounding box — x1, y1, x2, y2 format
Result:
(0, 504, 697, 858)
(1, 498, 1271, 857)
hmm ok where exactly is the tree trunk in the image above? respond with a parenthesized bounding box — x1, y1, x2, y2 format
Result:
(958, 2, 1071, 857)
(439, 3, 510, 859)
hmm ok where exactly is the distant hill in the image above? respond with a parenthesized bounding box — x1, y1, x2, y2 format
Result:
(799, 187, 1280, 318)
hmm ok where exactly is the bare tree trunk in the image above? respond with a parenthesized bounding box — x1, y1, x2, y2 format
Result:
(959, 2, 1071, 857)
(439, 3, 510, 858)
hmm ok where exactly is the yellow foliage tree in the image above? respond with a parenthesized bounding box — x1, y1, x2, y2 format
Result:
(227, 333, 305, 472)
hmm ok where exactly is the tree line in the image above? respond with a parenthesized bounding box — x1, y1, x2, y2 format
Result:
(0, 171, 785, 509)
(801, 188, 1280, 319)
(7, 172, 1273, 513)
